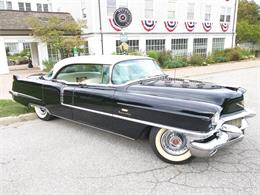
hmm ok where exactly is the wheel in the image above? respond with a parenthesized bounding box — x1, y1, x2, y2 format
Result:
(34, 106, 54, 121)
(149, 127, 192, 164)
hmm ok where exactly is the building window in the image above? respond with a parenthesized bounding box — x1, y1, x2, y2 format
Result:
(212, 38, 225, 53)
(226, 8, 231, 22)
(43, 4, 48, 12)
(220, 7, 231, 22)
(187, 3, 195, 20)
(145, 0, 153, 19)
(168, 0, 176, 19)
(0, 1, 4, 9)
(118, 0, 128, 7)
(6, 1, 12, 9)
(107, 0, 116, 16)
(171, 39, 188, 56)
(5, 43, 19, 54)
(116, 40, 139, 54)
(48, 45, 60, 63)
(23, 43, 30, 50)
(25, 3, 31, 11)
(37, 3, 42, 11)
(205, 5, 211, 21)
(193, 38, 208, 56)
(18, 2, 25, 11)
(146, 39, 165, 52)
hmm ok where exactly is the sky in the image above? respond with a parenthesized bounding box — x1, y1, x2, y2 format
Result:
(252, 0, 260, 6)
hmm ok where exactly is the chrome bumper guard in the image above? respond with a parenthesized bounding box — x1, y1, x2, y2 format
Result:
(189, 109, 255, 157)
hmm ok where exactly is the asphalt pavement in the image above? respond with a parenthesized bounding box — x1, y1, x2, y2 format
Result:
(1, 66, 260, 195)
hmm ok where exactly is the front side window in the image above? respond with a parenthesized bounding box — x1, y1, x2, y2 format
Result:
(112, 59, 162, 84)
(56, 64, 110, 84)
(193, 38, 208, 56)
(171, 39, 188, 56)
(212, 38, 225, 53)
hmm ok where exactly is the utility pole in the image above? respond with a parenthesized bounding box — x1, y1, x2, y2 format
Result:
(98, 0, 104, 55)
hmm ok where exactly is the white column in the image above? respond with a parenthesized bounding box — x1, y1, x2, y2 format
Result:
(207, 36, 213, 55)
(30, 42, 39, 67)
(18, 42, 24, 52)
(0, 37, 9, 74)
(139, 37, 146, 53)
(165, 37, 172, 51)
(187, 38, 193, 56)
(37, 42, 48, 70)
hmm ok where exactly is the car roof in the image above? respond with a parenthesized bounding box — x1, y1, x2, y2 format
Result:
(51, 55, 152, 77)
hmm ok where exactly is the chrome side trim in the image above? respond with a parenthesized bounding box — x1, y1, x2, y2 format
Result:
(10, 91, 41, 102)
(61, 102, 216, 138)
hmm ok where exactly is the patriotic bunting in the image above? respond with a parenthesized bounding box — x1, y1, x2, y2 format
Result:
(220, 22, 229, 32)
(109, 18, 122, 32)
(164, 21, 178, 32)
(141, 20, 157, 32)
(202, 22, 213, 32)
(184, 21, 196, 32)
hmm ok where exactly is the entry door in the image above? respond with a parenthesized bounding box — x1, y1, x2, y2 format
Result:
(73, 85, 116, 130)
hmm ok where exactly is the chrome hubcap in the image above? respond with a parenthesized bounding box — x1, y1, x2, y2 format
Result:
(160, 130, 188, 156)
(35, 106, 48, 118)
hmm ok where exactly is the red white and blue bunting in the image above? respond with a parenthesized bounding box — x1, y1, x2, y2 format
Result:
(202, 22, 213, 32)
(109, 18, 122, 32)
(220, 22, 229, 32)
(184, 21, 196, 32)
(164, 21, 178, 32)
(141, 20, 157, 32)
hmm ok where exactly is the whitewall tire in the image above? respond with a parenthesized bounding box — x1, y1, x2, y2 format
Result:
(149, 127, 192, 164)
(34, 106, 53, 121)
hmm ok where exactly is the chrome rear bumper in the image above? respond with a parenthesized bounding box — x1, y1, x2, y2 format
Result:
(189, 109, 255, 157)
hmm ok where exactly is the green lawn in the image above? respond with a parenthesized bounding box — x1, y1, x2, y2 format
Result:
(0, 100, 34, 118)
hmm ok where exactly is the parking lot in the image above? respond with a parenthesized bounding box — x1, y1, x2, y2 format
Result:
(1, 65, 260, 195)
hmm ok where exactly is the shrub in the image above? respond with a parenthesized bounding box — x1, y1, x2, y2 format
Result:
(206, 55, 215, 64)
(224, 48, 242, 61)
(43, 59, 55, 72)
(158, 51, 173, 68)
(189, 55, 205, 66)
(146, 50, 160, 60)
(129, 50, 144, 56)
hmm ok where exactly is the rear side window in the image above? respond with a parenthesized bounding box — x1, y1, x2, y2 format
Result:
(56, 64, 110, 84)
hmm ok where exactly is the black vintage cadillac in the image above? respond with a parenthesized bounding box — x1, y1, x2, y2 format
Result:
(10, 55, 255, 163)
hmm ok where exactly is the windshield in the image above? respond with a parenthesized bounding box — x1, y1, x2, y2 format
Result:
(112, 59, 163, 84)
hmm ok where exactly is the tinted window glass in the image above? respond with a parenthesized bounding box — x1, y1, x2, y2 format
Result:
(112, 59, 162, 84)
(56, 64, 110, 84)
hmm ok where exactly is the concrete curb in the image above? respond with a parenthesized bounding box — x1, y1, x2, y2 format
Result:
(0, 113, 37, 126)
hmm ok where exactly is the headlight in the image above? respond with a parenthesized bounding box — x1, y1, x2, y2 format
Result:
(211, 111, 221, 126)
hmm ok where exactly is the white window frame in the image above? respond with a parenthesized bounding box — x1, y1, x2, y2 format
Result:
(212, 38, 225, 53)
(36, 3, 42, 12)
(116, 40, 139, 54)
(118, 0, 128, 7)
(171, 39, 188, 56)
(187, 2, 195, 20)
(25, 3, 31, 11)
(6, 1, 12, 9)
(205, 5, 211, 21)
(5, 43, 19, 54)
(146, 39, 165, 52)
(168, 0, 176, 19)
(220, 7, 231, 22)
(193, 38, 208, 56)
(18, 2, 25, 11)
(145, 0, 154, 19)
(107, 0, 116, 16)
(0, 1, 5, 9)
(43, 4, 48, 12)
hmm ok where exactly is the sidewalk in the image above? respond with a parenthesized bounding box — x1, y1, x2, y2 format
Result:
(0, 65, 43, 99)
(0, 59, 260, 99)
(164, 59, 260, 78)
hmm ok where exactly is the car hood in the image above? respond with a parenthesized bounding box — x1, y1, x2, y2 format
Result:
(126, 77, 244, 107)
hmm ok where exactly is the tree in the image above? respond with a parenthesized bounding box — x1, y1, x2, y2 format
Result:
(26, 16, 85, 59)
(236, 0, 260, 44)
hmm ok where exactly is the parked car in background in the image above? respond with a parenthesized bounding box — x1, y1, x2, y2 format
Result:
(10, 55, 255, 163)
